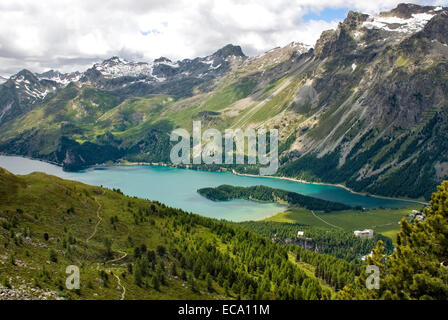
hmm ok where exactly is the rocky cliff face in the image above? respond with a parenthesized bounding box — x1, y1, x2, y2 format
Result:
(0, 4, 446, 199)
(279, 4, 448, 199)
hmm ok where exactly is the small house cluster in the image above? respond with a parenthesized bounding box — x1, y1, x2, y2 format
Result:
(409, 209, 426, 222)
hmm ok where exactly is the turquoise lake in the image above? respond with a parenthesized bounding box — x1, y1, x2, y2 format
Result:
(0, 155, 413, 222)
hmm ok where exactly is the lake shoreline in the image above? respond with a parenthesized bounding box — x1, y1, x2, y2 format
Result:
(230, 170, 428, 206)
(119, 160, 427, 206)
(0, 154, 428, 206)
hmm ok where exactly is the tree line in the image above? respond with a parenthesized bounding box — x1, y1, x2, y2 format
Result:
(198, 185, 354, 212)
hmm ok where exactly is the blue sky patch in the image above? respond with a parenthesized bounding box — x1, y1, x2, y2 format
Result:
(141, 29, 161, 36)
(303, 7, 350, 22)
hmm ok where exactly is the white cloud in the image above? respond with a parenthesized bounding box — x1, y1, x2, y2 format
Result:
(0, 0, 445, 76)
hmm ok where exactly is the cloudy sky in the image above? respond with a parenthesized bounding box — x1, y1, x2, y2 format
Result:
(0, 0, 446, 77)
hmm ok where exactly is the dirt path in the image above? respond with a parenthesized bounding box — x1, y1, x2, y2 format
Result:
(105, 250, 128, 300)
(106, 250, 128, 264)
(369, 221, 398, 228)
(114, 272, 126, 300)
(86, 194, 127, 300)
(86, 197, 103, 243)
(312, 211, 344, 230)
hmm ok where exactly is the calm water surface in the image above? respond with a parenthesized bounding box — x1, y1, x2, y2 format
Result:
(0, 155, 412, 222)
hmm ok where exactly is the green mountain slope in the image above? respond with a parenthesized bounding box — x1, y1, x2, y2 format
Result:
(0, 167, 346, 300)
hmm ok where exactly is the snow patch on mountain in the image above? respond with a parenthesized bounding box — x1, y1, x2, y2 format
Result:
(363, 12, 437, 33)
(0, 101, 13, 122)
(203, 58, 222, 70)
(11, 73, 56, 100)
(157, 60, 179, 68)
(37, 70, 81, 86)
(0, 45, 247, 92)
(289, 41, 313, 52)
(93, 57, 155, 79)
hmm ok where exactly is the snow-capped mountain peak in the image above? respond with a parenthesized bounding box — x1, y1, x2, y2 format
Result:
(81, 44, 247, 87)
(10, 69, 57, 101)
(1, 44, 248, 94)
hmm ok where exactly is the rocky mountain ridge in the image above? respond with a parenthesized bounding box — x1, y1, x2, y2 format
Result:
(0, 44, 247, 123)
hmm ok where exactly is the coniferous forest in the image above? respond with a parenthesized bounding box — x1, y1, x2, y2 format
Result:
(198, 185, 354, 212)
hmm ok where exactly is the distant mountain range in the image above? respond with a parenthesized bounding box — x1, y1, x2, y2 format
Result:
(0, 43, 248, 123)
(0, 3, 447, 200)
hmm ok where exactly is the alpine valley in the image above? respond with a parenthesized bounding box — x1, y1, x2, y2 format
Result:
(1, 3, 448, 301)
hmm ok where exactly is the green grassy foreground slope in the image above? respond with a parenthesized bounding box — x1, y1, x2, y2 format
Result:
(0, 167, 350, 300)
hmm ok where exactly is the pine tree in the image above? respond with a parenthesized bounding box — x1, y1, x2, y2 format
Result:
(152, 275, 160, 291)
(338, 181, 448, 300)
(103, 237, 113, 258)
(382, 181, 448, 299)
(133, 262, 143, 287)
(171, 263, 178, 277)
(206, 274, 213, 292)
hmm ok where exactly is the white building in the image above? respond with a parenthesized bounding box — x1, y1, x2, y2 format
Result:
(361, 251, 373, 262)
(354, 229, 374, 239)
(297, 231, 304, 238)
